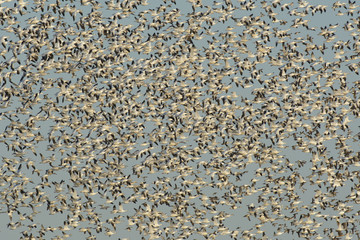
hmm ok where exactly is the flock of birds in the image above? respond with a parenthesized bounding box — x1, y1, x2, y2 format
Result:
(0, 0, 360, 239)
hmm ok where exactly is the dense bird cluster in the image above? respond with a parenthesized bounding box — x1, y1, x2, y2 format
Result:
(0, 0, 360, 239)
